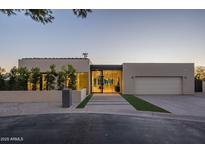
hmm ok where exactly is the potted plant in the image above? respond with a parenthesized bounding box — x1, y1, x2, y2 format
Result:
(115, 81, 120, 93)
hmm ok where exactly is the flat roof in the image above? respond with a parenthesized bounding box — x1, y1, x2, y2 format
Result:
(20, 57, 90, 60)
(90, 65, 122, 70)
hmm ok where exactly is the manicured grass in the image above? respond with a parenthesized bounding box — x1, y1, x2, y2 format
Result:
(76, 94, 93, 108)
(121, 94, 169, 113)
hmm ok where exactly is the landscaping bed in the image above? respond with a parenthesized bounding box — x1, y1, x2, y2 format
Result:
(121, 94, 169, 113)
(76, 94, 93, 108)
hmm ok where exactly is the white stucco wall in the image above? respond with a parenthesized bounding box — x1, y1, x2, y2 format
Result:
(122, 63, 194, 95)
(72, 88, 87, 103)
(0, 89, 87, 105)
(80, 88, 87, 101)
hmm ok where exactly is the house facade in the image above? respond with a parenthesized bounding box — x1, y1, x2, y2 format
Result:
(18, 58, 194, 95)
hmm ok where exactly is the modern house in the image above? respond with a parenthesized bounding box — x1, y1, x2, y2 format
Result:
(18, 58, 194, 95)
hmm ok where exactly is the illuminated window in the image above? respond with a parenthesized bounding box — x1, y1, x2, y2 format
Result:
(42, 74, 47, 90)
(65, 76, 70, 88)
(27, 74, 41, 91)
(77, 72, 89, 93)
(91, 71, 102, 93)
(27, 78, 32, 91)
(91, 70, 122, 93)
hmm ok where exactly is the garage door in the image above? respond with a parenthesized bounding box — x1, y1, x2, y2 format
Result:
(134, 77, 182, 94)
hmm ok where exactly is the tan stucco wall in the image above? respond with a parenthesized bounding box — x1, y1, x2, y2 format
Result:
(18, 58, 91, 93)
(0, 91, 61, 103)
(0, 89, 87, 104)
(18, 58, 90, 72)
(122, 63, 194, 95)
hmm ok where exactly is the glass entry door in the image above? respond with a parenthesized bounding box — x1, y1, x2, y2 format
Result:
(91, 71, 103, 93)
(91, 70, 122, 93)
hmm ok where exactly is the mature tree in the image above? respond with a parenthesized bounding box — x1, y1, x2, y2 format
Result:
(45, 64, 57, 90)
(0, 9, 92, 24)
(17, 67, 30, 90)
(195, 66, 205, 80)
(8, 66, 18, 90)
(31, 67, 41, 90)
(73, 9, 92, 18)
(0, 67, 6, 90)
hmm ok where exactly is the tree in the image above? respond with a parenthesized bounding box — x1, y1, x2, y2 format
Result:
(17, 67, 30, 90)
(45, 65, 57, 90)
(8, 66, 18, 90)
(73, 9, 92, 18)
(57, 71, 67, 90)
(59, 64, 77, 90)
(64, 64, 77, 90)
(0, 9, 92, 24)
(0, 67, 6, 90)
(31, 67, 41, 90)
(195, 66, 205, 80)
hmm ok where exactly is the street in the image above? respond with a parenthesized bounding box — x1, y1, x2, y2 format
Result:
(0, 113, 205, 144)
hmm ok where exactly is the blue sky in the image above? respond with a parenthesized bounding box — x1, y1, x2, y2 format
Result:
(1, 9, 205, 71)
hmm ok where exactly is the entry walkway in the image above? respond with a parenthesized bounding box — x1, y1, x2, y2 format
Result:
(83, 94, 136, 114)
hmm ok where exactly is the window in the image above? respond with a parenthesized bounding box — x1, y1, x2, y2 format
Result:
(27, 74, 43, 91)
(91, 70, 122, 93)
(77, 72, 89, 93)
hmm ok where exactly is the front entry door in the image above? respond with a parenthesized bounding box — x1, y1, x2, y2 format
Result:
(91, 70, 103, 93)
(91, 70, 122, 93)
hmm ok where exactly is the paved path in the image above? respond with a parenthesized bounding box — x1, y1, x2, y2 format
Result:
(83, 94, 136, 113)
(1, 113, 205, 144)
(138, 94, 205, 117)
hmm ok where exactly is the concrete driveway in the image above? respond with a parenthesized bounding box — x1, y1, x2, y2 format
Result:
(0, 113, 205, 144)
(137, 94, 205, 117)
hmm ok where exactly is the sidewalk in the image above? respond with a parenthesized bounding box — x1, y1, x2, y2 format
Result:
(82, 94, 137, 114)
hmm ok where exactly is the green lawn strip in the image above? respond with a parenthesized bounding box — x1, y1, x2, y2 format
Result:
(76, 94, 93, 108)
(121, 94, 169, 113)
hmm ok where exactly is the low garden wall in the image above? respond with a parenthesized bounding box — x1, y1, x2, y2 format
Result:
(72, 88, 87, 104)
(203, 81, 205, 93)
(0, 88, 87, 105)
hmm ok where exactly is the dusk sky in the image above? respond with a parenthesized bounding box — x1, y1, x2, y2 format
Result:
(1, 9, 205, 71)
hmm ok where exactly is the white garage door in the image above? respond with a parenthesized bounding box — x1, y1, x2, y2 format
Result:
(134, 77, 182, 94)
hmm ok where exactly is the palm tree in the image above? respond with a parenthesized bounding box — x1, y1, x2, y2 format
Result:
(45, 64, 57, 90)
(31, 67, 41, 90)
(17, 67, 30, 90)
(0, 67, 6, 90)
